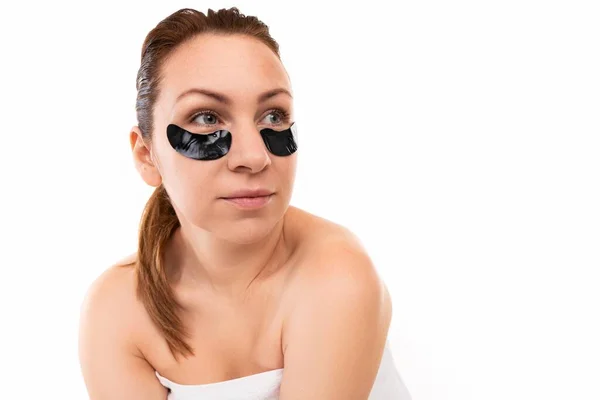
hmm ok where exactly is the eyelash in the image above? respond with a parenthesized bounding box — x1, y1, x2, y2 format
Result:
(189, 108, 291, 127)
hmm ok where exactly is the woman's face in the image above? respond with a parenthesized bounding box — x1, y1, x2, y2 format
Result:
(134, 34, 297, 243)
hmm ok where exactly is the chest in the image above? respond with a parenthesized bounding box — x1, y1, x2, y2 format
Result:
(142, 282, 289, 385)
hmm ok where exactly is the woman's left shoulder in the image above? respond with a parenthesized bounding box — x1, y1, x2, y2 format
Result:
(287, 210, 390, 306)
(286, 205, 370, 260)
(280, 212, 393, 357)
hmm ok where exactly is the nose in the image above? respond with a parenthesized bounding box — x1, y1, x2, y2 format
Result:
(226, 123, 271, 173)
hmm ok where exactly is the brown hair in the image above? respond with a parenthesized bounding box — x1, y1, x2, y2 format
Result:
(125, 7, 282, 361)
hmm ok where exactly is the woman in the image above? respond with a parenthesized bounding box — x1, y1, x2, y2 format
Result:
(79, 7, 411, 400)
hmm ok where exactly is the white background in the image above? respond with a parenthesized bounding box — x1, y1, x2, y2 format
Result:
(0, 1, 598, 399)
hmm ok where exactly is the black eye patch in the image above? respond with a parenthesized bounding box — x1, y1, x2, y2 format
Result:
(166, 122, 298, 160)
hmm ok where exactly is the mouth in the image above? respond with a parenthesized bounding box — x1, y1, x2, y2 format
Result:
(221, 194, 274, 209)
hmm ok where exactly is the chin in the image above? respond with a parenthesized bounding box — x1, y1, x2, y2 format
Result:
(183, 196, 288, 243)
(215, 217, 279, 244)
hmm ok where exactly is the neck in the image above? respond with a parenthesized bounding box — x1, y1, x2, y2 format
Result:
(166, 215, 290, 300)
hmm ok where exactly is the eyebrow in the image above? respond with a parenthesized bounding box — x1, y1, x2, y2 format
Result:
(175, 87, 293, 105)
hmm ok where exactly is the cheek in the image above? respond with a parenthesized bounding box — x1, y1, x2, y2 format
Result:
(163, 157, 219, 218)
(275, 154, 297, 184)
(268, 155, 297, 205)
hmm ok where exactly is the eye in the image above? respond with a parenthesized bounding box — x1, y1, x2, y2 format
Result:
(262, 108, 291, 126)
(192, 111, 219, 126)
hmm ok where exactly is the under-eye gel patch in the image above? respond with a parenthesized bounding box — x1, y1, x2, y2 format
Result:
(166, 125, 232, 160)
(166, 123, 298, 160)
(260, 123, 298, 156)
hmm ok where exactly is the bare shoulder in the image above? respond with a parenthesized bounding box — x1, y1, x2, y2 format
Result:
(283, 206, 393, 335)
(81, 252, 139, 310)
(79, 252, 143, 352)
(287, 206, 385, 285)
(286, 205, 369, 253)
(278, 208, 393, 398)
(79, 253, 167, 399)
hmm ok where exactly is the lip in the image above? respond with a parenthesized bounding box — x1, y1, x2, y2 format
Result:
(222, 188, 275, 199)
(221, 194, 274, 209)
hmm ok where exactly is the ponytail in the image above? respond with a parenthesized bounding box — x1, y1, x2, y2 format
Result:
(134, 184, 194, 360)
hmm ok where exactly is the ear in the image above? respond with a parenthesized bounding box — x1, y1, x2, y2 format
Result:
(130, 126, 162, 187)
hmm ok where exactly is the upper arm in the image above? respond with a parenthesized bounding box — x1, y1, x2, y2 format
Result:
(78, 265, 167, 400)
(279, 242, 393, 400)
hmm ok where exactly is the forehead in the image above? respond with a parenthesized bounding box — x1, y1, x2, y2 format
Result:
(159, 34, 291, 105)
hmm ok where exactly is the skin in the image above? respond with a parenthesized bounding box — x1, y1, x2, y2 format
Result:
(79, 34, 392, 400)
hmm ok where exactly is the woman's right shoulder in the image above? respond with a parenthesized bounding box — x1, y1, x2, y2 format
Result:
(80, 252, 145, 347)
(83, 252, 138, 301)
(79, 252, 169, 398)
